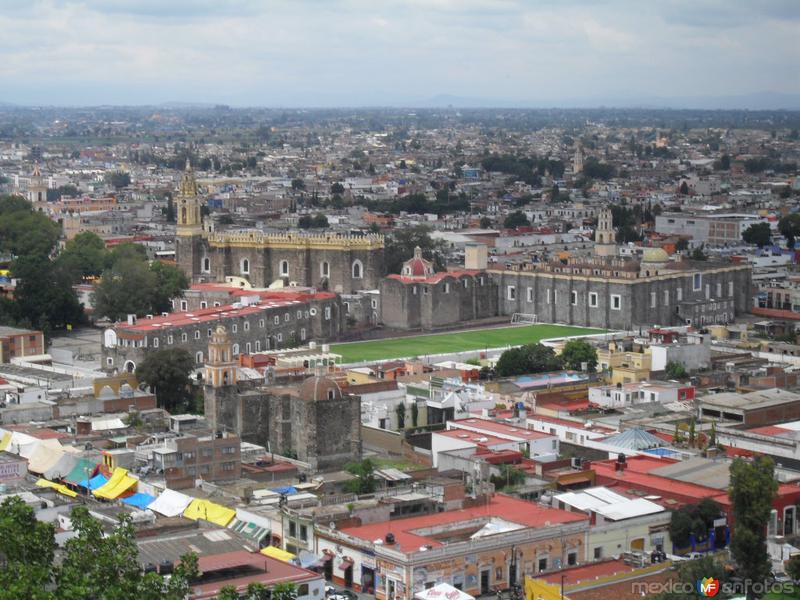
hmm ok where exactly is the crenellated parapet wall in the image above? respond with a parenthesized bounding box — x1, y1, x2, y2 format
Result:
(206, 230, 384, 250)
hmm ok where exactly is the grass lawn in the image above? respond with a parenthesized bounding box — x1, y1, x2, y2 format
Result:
(330, 323, 605, 364)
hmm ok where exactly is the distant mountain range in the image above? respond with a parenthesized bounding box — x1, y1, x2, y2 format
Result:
(1, 92, 798, 111)
(421, 91, 800, 111)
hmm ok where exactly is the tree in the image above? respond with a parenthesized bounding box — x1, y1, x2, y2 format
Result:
(690, 246, 707, 261)
(12, 254, 85, 334)
(615, 224, 641, 244)
(709, 421, 717, 448)
(0, 195, 61, 258)
(560, 339, 598, 371)
(290, 178, 305, 191)
(395, 402, 406, 429)
(330, 182, 345, 195)
(503, 210, 530, 229)
(778, 214, 800, 249)
(679, 181, 690, 195)
(496, 343, 562, 377)
(311, 213, 329, 228)
(665, 361, 688, 379)
(742, 222, 772, 247)
(56, 231, 108, 281)
(729, 456, 778, 597)
(479, 216, 492, 229)
(786, 554, 800, 581)
(0, 496, 56, 600)
(93, 257, 188, 321)
(106, 171, 131, 190)
(136, 349, 195, 413)
(164, 194, 176, 223)
(384, 225, 447, 274)
(0, 499, 198, 600)
(344, 458, 377, 494)
(675, 238, 689, 251)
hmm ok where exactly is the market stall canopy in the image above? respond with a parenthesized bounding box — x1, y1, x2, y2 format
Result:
(27, 442, 65, 474)
(79, 473, 108, 490)
(183, 498, 236, 527)
(122, 492, 156, 510)
(64, 458, 99, 485)
(35, 478, 78, 498)
(148, 489, 193, 517)
(93, 467, 137, 500)
(43, 453, 77, 481)
(414, 583, 475, 600)
(260, 546, 296, 562)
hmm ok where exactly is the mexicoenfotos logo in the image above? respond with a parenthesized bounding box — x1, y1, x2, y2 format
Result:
(696, 577, 720, 597)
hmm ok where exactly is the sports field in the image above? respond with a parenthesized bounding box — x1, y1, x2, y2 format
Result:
(330, 324, 605, 364)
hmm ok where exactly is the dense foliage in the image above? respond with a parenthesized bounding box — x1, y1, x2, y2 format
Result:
(0, 497, 198, 600)
(135, 348, 196, 413)
(384, 225, 447, 274)
(495, 343, 562, 377)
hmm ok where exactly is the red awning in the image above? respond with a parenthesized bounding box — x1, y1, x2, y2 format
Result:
(339, 558, 354, 571)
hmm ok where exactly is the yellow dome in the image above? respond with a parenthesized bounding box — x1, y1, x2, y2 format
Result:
(642, 247, 669, 263)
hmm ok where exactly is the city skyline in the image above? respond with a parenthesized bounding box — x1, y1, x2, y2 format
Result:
(0, 0, 798, 108)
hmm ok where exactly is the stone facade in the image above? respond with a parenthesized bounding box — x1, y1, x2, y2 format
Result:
(174, 163, 384, 293)
(380, 271, 499, 330)
(204, 375, 362, 472)
(493, 261, 752, 330)
(378, 258, 751, 332)
(102, 292, 344, 373)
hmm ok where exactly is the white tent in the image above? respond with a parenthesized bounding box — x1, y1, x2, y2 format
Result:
(147, 489, 193, 517)
(415, 583, 474, 600)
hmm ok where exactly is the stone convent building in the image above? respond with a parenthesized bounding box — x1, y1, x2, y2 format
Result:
(174, 162, 384, 293)
(203, 326, 361, 471)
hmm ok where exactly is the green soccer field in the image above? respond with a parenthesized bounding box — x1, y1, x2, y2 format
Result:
(330, 324, 605, 364)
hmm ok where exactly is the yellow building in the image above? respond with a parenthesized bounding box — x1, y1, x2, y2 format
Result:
(597, 341, 652, 385)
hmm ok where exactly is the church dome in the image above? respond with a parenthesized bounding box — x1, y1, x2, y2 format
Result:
(298, 376, 342, 402)
(642, 247, 670, 263)
(401, 246, 434, 278)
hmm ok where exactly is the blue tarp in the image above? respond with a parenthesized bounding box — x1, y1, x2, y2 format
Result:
(271, 486, 297, 495)
(122, 492, 156, 510)
(79, 473, 108, 490)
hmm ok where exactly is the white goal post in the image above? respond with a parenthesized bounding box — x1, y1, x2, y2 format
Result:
(511, 313, 538, 325)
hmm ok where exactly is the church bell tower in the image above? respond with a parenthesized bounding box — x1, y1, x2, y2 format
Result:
(175, 160, 204, 281)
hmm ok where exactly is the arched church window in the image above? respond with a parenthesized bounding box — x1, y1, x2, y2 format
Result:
(352, 260, 363, 279)
(241, 258, 250, 275)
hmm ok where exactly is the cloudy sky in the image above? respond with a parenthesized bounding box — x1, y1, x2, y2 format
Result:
(1, 0, 798, 107)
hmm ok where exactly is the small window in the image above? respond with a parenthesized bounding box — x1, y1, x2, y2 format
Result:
(202, 257, 210, 272)
(300, 328, 306, 340)
(546, 289, 551, 304)
(571, 290, 578, 305)
(255, 340, 261, 352)
(650, 292, 657, 308)
(324, 306, 331, 320)
(412, 286, 417, 295)
(195, 351, 203, 363)
(664, 290, 669, 305)
(594, 547, 603, 560)
(241, 258, 250, 275)
(207, 328, 212, 337)
(538, 558, 547, 572)
(297, 310, 303, 319)
(180, 300, 188, 311)
(181, 333, 188, 342)
(693, 273, 702, 291)
(352, 260, 363, 279)
(716, 282, 722, 298)
(232, 323, 238, 333)
(611, 294, 621, 310)
(153, 337, 159, 348)
(589, 292, 598, 308)
(507, 285, 516, 300)
(527, 287, 533, 302)
(232, 343, 239, 355)
(274, 315, 280, 325)
(677, 287, 683, 301)
(276, 333, 282, 342)
(194, 330, 200, 340)
(280, 260, 289, 276)
(728, 281, 734, 297)
(567, 552, 577, 566)
(243, 321, 250, 331)
(259, 319, 265, 328)
(444, 283, 450, 294)
(200, 301, 207, 309)
(423, 286, 429, 295)
(167, 335, 173, 345)
(463, 279, 469, 288)
(285, 312, 290, 322)
(321, 261, 330, 278)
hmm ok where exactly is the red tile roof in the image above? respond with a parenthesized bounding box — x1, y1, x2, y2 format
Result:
(386, 270, 484, 284)
(449, 418, 554, 440)
(190, 551, 319, 600)
(339, 494, 586, 551)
